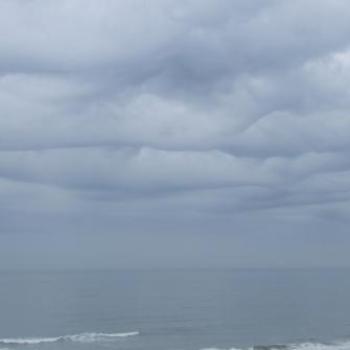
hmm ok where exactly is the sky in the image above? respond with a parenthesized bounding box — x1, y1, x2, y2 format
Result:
(1, 0, 350, 269)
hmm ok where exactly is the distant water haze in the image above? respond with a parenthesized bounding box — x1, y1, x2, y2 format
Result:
(0, 228, 348, 269)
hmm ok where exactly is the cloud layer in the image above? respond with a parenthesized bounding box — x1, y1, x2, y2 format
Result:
(1, 0, 350, 268)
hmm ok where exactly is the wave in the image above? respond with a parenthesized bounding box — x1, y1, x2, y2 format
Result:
(201, 340, 350, 350)
(0, 331, 139, 345)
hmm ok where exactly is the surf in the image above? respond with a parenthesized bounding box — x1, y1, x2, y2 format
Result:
(202, 341, 350, 350)
(0, 331, 139, 345)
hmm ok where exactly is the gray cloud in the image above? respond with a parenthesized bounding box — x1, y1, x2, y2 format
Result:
(1, 0, 350, 268)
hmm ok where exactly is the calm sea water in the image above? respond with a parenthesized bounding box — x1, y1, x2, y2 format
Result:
(1, 269, 350, 350)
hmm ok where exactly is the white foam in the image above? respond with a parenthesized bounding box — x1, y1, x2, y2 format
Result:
(63, 332, 140, 343)
(0, 331, 139, 345)
(289, 341, 350, 350)
(200, 341, 350, 350)
(0, 337, 60, 345)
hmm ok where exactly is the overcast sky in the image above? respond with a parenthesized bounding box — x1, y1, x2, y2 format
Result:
(1, 0, 350, 269)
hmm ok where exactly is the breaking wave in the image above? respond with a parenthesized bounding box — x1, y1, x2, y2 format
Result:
(0, 331, 139, 345)
(201, 340, 350, 350)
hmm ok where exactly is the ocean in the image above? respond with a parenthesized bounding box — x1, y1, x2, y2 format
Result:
(1, 269, 350, 350)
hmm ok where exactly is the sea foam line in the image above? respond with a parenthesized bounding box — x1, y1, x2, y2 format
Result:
(0, 331, 139, 345)
(201, 340, 350, 350)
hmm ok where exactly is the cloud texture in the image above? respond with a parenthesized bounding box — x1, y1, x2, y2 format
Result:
(1, 0, 350, 268)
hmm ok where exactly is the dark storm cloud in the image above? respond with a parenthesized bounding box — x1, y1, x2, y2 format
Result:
(1, 0, 350, 268)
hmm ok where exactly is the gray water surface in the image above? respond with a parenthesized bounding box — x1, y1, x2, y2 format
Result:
(1, 269, 350, 350)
